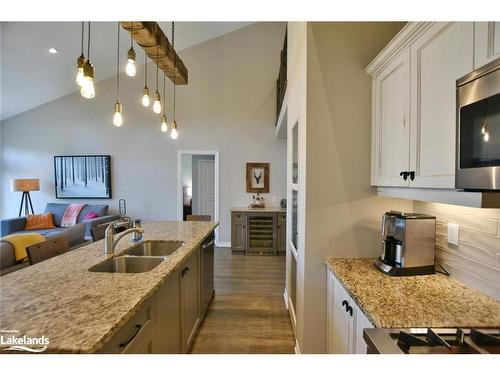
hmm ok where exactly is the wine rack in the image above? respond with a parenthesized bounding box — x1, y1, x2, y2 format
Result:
(247, 214, 275, 254)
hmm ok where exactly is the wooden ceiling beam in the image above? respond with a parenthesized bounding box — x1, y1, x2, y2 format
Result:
(121, 21, 188, 85)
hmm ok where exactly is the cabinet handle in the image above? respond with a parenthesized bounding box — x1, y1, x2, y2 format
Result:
(346, 305, 353, 317)
(400, 171, 408, 181)
(119, 324, 142, 348)
(202, 240, 215, 250)
(341, 300, 348, 311)
(181, 266, 189, 277)
(409, 171, 415, 181)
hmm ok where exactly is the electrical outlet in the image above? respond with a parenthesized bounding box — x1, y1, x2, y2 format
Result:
(447, 223, 459, 246)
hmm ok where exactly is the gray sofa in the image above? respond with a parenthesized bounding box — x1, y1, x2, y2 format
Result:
(0, 223, 86, 276)
(1, 203, 119, 241)
(0, 203, 119, 275)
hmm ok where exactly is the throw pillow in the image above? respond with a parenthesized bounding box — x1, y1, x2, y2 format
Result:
(25, 213, 55, 230)
(83, 211, 99, 220)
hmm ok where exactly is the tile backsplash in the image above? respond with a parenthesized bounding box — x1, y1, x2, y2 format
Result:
(413, 201, 500, 301)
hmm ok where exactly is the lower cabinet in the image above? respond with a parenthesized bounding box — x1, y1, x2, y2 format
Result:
(99, 295, 156, 354)
(155, 269, 181, 353)
(180, 247, 200, 353)
(99, 241, 207, 354)
(231, 210, 286, 255)
(327, 270, 373, 354)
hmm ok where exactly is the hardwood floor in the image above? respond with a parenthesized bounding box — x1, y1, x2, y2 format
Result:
(190, 248, 295, 354)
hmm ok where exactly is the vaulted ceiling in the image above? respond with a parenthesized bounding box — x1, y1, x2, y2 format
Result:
(0, 22, 253, 121)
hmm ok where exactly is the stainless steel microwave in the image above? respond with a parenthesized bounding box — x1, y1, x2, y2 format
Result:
(456, 56, 500, 191)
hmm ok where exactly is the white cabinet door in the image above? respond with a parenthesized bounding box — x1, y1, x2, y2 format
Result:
(327, 271, 373, 354)
(327, 271, 335, 353)
(372, 48, 411, 187)
(409, 22, 474, 188)
(474, 22, 500, 69)
(331, 275, 353, 354)
(351, 300, 373, 354)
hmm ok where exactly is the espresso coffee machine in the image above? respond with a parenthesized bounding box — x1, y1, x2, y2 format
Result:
(375, 211, 436, 276)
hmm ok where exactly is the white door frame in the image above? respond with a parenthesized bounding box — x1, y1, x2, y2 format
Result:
(177, 150, 220, 245)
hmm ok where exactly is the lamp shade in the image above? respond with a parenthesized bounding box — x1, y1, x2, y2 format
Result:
(11, 179, 40, 192)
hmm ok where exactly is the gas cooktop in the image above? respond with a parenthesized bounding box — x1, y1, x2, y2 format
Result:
(363, 328, 500, 354)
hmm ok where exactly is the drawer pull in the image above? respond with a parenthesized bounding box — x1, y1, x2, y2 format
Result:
(119, 324, 142, 348)
(341, 300, 348, 310)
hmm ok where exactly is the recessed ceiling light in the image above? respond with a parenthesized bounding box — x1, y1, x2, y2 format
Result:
(49, 48, 58, 54)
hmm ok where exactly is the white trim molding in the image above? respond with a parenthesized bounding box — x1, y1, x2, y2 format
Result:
(365, 22, 433, 76)
(177, 150, 220, 245)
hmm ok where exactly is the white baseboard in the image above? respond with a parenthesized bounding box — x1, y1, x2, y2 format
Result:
(294, 340, 301, 354)
(283, 288, 289, 310)
(216, 241, 231, 248)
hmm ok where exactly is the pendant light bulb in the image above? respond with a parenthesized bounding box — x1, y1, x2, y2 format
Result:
(80, 59, 95, 99)
(153, 91, 161, 114)
(76, 54, 86, 87)
(170, 120, 178, 140)
(126, 47, 136, 77)
(113, 100, 123, 127)
(142, 87, 150, 107)
(161, 114, 168, 133)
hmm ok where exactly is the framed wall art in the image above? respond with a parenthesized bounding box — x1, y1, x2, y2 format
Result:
(54, 155, 112, 199)
(246, 162, 269, 193)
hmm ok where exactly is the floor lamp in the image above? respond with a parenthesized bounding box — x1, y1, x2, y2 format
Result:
(11, 179, 40, 217)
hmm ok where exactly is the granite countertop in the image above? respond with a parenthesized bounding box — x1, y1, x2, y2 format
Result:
(231, 206, 286, 213)
(0, 221, 218, 353)
(325, 257, 500, 329)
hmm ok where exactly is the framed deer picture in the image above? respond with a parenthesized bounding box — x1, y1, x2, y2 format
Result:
(246, 162, 270, 193)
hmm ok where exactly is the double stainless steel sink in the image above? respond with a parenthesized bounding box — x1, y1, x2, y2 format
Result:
(89, 240, 184, 274)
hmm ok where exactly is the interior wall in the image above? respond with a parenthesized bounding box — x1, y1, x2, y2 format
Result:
(301, 22, 411, 353)
(413, 200, 500, 300)
(0, 23, 3, 217)
(0, 22, 287, 243)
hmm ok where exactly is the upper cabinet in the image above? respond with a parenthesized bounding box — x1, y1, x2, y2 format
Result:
(474, 22, 500, 69)
(368, 22, 475, 189)
(409, 22, 473, 188)
(371, 49, 410, 186)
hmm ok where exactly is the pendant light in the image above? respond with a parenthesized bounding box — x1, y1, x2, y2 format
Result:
(142, 54, 150, 107)
(75, 22, 86, 87)
(160, 73, 168, 132)
(152, 26, 162, 114)
(113, 22, 123, 127)
(81, 22, 95, 99)
(126, 22, 137, 77)
(170, 22, 178, 140)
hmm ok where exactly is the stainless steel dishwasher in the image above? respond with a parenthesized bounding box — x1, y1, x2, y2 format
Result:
(200, 232, 215, 318)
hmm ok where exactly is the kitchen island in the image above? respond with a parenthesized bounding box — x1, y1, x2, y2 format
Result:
(0, 221, 217, 353)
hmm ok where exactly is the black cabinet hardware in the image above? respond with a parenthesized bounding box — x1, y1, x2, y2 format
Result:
(119, 324, 142, 348)
(400, 171, 409, 181)
(346, 305, 353, 317)
(181, 266, 190, 277)
(409, 171, 415, 181)
(341, 300, 348, 311)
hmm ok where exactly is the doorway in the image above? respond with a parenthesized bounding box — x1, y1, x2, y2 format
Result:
(177, 151, 220, 244)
